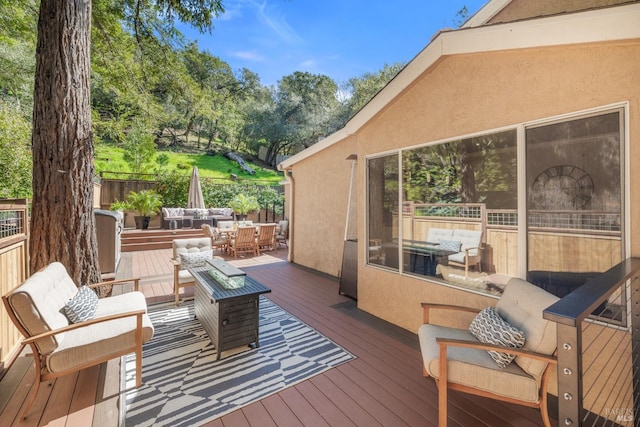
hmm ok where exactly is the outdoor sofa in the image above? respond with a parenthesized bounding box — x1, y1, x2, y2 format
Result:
(161, 207, 234, 229)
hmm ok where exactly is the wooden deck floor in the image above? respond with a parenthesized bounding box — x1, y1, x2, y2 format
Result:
(0, 247, 555, 426)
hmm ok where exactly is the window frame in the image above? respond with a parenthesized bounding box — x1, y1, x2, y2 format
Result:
(365, 102, 630, 310)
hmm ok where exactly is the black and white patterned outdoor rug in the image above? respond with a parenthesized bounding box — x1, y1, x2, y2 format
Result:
(120, 297, 355, 427)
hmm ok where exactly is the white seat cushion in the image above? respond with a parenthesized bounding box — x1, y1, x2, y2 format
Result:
(418, 323, 540, 403)
(178, 269, 194, 284)
(48, 291, 154, 373)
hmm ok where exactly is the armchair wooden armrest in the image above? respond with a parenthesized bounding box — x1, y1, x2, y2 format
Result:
(89, 277, 141, 292)
(171, 258, 181, 276)
(435, 337, 558, 364)
(463, 246, 480, 258)
(22, 309, 146, 345)
(421, 303, 481, 324)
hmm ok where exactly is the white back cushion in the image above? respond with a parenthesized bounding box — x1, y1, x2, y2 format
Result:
(452, 229, 482, 255)
(497, 278, 559, 379)
(426, 228, 453, 243)
(172, 237, 212, 260)
(7, 262, 78, 354)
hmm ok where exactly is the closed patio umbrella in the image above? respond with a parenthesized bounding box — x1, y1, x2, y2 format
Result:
(187, 167, 205, 209)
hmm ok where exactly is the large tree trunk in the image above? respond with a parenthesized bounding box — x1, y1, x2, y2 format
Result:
(30, 0, 102, 292)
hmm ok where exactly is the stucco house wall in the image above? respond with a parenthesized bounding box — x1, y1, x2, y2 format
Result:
(356, 40, 640, 331)
(285, 135, 357, 276)
(280, 4, 640, 332)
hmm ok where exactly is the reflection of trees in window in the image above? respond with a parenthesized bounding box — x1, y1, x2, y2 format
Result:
(403, 130, 517, 208)
(526, 112, 621, 213)
(369, 154, 398, 243)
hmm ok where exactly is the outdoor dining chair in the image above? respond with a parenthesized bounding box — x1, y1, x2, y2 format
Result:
(228, 226, 258, 258)
(201, 224, 228, 254)
(255, 223, 277, 254)
(275, 220, 288, 248)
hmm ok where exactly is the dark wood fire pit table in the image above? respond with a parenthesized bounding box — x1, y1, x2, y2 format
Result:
(190, 260, 271, 360)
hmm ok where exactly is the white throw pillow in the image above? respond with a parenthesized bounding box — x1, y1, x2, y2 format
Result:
(180, 250, 213, 269)
(469, 306, 525, 368)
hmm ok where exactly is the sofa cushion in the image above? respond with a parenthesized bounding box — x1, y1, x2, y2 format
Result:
(497, 278, 559, 379)
(209, 207, 233, 216)
(469, 306, 525, 368)
(162, 207, 184, 218)
(62, 286, 99, 324)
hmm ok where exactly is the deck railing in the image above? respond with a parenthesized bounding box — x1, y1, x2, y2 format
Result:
(544, 258, 640, 426)
(0, 199, 30, 376)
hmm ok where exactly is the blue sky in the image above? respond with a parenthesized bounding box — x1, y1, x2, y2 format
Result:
(179, 1, 489, 87)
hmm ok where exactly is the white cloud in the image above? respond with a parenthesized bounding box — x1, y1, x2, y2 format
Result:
(299, 59, 317, 69)
(232, 50, 266, 62)
(255, 1, 303, 45)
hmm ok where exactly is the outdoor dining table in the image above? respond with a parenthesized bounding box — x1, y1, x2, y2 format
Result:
(402, 240, 457, 276)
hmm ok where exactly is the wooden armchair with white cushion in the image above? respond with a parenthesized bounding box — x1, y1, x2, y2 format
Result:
(171, 237, 213, 305)
(418, 278, 559, 427)
(2, 262, 154, 419)
(425, 228, 483, 277)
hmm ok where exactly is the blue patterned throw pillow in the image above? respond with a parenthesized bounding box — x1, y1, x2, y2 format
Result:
(63, 286, 99, 324)
(438, 239, 462, 252)
(469, 306, 525, 368)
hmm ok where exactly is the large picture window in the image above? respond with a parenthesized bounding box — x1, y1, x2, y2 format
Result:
(366, 107, 626, 316)
(525, 110, 624, 323)
(399, 130, 517, 294)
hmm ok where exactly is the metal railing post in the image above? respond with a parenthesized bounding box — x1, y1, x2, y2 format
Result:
(556, 323, 583, 426)
(632, 276, 640, 425)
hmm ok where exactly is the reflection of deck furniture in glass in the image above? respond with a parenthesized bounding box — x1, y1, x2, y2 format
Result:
(190, 262, 271, 360)
(403, 240, 457, 276)
(424, 228, 483, 277)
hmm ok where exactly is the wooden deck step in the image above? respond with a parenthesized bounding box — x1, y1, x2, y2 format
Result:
(121, 228, 206, 252)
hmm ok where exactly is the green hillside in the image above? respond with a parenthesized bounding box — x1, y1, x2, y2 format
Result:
(95, 145, 283, 183)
